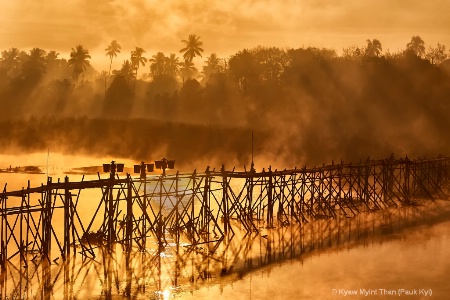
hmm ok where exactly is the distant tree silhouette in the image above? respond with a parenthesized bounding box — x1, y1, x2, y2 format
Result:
(342, 46, 364, 60)
(202, 53, 222, 81)
(105, 40, 121, 77)
(21, 48, 47, 85)
(131, 47, 147, 80)
(180, 59, 197, 84)
(165, 53, 181, 78)
(46, 50, 59, 62)
(228, 49, 258, 93)
(365, 39, 382, 57)
(114, 60, 135, 85)
(43, 51, 71, 84)
(406, 36, 426, 57)
(179, 78, 202, 118)
(45, 51, 59, 73)
(180, 34, 204, 62)
(146, 74, 180, 118)
(253, 46, 290, 81)
(68, 45, 91, 83)
(98, 70, 109, 96)
(28, 48, 46, 63)
(1, 48, 21, 78)
(104, 74, 133, 118)
(426, 43, 447, 64)
(149, 52, 167, 77)
(148, 74, 179, 96)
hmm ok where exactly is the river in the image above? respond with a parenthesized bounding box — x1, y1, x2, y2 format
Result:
(0, 152, 449, 300)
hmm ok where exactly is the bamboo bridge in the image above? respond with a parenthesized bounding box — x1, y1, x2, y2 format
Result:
(0, 155, 449, 269)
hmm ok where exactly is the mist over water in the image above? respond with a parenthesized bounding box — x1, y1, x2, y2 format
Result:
(1, 45, 450, 170)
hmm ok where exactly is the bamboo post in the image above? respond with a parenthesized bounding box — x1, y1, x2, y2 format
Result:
(158, 175, 163, 248)
(107, 168, 115, 247)
(267, 167, 273, 228)
(203, 167, 210, 237)
(63, 176, 70, 260)
(190, 171, 196, 240)
(26, 180, 30, 261)
(364, 161, 370, 208)
(126, 175, 132, 251)
(43, 177, 52, 261)
(404, 158, 411, 203)
(142, 174, 147, 251)
(221, 165, 229, 234)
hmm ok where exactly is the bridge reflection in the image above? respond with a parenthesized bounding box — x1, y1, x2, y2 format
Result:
(1, 199, 449, 299)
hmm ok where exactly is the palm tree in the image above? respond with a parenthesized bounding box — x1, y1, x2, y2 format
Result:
(22, 48, 47, 83)
(105, 40, 121, 76)
(365, 39, 382, 57)
(1, 48, 20, 65)
(166, 53, 181, 78)
(149, 52, 167, 77)
(180, 34, 204, 62)
(406, 36, 425, 57)
(29, 48, 46, 62)
(1, 48, 20, 77)
(180, 59, 198, 84)
(131, 47, 147, 80)
(68, 45, 91, 83)
(113, 60, 135, 84)
(202, 53, 222, 79)
(46, 51, 59, 64)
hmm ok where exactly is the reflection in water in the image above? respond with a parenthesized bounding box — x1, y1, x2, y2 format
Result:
(1, 200, 450, 299)
(1, 154, 450, 299)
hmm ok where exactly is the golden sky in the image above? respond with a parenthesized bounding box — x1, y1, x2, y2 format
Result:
(1, 0, 449, 70)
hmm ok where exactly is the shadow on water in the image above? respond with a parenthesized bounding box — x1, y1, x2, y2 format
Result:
(1, 199, 450, 299)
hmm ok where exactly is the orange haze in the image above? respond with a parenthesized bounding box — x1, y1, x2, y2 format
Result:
(1, 0, 449, 71)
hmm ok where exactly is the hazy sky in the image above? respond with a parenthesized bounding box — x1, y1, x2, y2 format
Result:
(1, 0, 450, 70)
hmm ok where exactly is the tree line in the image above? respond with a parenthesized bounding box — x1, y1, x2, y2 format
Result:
(1, 35, 450, 167)
(0, 35, 448, 119)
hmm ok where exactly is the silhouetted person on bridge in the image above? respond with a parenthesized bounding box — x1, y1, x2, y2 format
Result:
(110, 161, 116, 179)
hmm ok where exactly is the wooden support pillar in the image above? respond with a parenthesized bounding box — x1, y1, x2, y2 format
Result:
(364, 162, 370, 208)
(310, 171, 316, 218)
(221, 165, 229, 234)
(300, 171, 307, 221)
(190, 171, 196, 240)
(158, 176, 163, 248)
(1, 187, 7, 271)
(26, 181, 31, 262)
(337, 164, 343, 214)
(277, 175, 285, 222)
(19, 191, 24, 265)
(328, 169, 335, 217)
(290, 173, 296, 222)
(142, 175, 147, 251)
(202, 167, 210, 236)
(43, 177, 52, 261)
(107, 174, 115, 247)
(404, 159, 411, 202)
(174, 171, 180, 285)
(267, 167, 273, 228)
(247, 174, 254, 225)
(63, 176, 70, 260)
(126, 175, 133, 251)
